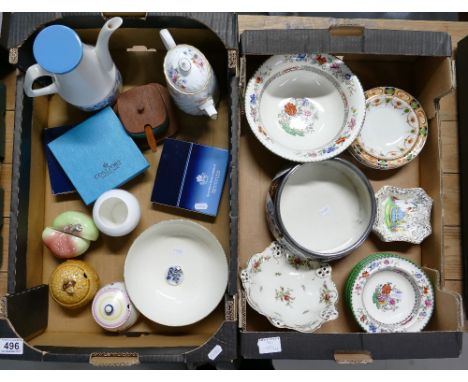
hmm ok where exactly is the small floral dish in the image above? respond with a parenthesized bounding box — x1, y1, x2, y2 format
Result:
(245, 54, 365, 162)
(345, 253, 434, 333)
(241, 242, 339, 333)
(349, 87, 428, 170)
(373, 186, 432, 244)
(124, 220, 228, 327)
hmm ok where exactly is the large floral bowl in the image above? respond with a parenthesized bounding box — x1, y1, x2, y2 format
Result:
(241, 242, 339, 333)
(245, 54, 366, 162)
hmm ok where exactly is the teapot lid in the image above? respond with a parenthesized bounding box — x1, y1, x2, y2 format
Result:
(33, 25, 83, 75)
(164, 44, 211, 94)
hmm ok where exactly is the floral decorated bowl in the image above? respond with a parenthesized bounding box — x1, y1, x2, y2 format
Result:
(373, 186, 432, 244)
(349, 87, 428, 170)
(241, 242, 339, 333)
(345, 253, 434, 333)
(245, 54, 365, 162)
(124, 220, 228, 326)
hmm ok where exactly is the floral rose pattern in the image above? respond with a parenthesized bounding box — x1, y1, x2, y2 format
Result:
(277, 98, 318, 137)
(372, 282, 402, 312)
(275, 286, 295, 307)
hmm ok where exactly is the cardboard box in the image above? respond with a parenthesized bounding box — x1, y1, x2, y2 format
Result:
(237, 26, 464, 360)
(0, 13, 238, 366)
(0, 13, 466, 366)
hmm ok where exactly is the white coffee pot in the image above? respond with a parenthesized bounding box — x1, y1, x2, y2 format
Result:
(24, 17, 123, 111)
(160, 29, 219, 119)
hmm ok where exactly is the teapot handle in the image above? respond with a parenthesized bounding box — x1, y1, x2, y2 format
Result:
(24, 64, 58, 97)
(160, 29, 177, 51)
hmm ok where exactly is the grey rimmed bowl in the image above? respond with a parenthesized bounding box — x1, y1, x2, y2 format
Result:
(266, 158, 376, 261)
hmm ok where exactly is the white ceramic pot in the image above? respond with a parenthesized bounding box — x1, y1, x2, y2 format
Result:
(24, 17, 123, 111)
(266, 158, 376, 261)
(92, 189, 140, 237)
(160, 29, 219, 119)
(92, 282, 139, 332)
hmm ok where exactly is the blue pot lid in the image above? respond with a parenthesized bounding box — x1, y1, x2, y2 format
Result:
(33, 25, 83, 75)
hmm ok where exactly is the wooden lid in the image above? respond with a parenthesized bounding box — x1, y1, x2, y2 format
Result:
(115, 84, 168, 135)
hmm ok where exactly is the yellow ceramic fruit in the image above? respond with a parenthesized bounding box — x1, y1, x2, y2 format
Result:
(49, 260, 100, 309)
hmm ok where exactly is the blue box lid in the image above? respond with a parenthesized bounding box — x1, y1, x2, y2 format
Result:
(152, 138, 229, 217)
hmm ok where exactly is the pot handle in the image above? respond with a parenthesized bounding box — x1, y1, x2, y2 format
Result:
(160, 29, 177, 51)
(24, 64, 58, 98)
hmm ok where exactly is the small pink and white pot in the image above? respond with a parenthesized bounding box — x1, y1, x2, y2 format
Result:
(92, 282, 139, 332)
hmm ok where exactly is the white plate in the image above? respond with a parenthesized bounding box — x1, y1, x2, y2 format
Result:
(124, 220, 228, 326)
(241, 242, 339, 333)
(347, 254, 434, 333)
(349, 87, 428, 170)
(245, 54, 365, 162)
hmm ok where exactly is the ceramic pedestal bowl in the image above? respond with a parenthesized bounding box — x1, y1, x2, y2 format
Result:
(245, 54, 365, 162)
(266, 158, 376, 261)
(124, 220, 228, 326)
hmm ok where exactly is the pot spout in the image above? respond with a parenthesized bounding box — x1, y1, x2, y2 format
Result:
(95, 17, 123, 72)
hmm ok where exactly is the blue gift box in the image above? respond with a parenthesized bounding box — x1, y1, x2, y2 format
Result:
(48, 107, 149, 205)
(43, 125, 76, 195)
(152, 138, 229, 217)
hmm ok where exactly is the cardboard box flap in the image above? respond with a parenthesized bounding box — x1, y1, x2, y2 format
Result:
(4, 12, 238, 51)
(240, 28, 451, 57)
(455, 35, 468, 317)
(5, 285, 48, 340)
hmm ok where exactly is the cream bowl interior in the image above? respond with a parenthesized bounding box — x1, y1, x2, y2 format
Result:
(124, 220, 228, 327)
(260, 69, 347, 151)
(278, 160, 374, 256)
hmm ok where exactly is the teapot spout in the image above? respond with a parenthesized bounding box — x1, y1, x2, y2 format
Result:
(96, 17, 123, 72)
(200, 98, 218, 120)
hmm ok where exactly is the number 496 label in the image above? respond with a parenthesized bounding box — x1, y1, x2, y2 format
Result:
(0, 338, 24, 355)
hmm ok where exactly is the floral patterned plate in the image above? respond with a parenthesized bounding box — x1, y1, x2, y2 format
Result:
(245, 54, 366, 162)
(373, 186, 433, 244)
(345, 253, 434, 333)
(349, 87, 428, 170)
(241, 242, 339, 333)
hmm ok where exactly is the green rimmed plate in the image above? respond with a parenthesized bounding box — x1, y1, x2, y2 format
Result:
(345, 253, 434, 333)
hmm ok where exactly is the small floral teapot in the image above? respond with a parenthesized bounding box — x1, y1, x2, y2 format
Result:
(160, 29, 219, 119)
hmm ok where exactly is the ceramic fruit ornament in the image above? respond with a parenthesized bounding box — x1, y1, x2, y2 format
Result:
(92, 282, 139, 332)
(160, 29, 219, 119)
(349, 87, 428, 170)
(42, 211, 99, 259)
(24, 17, 123, 111)
(241, 242, 339, 333)
(49, 260, 100, 309)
